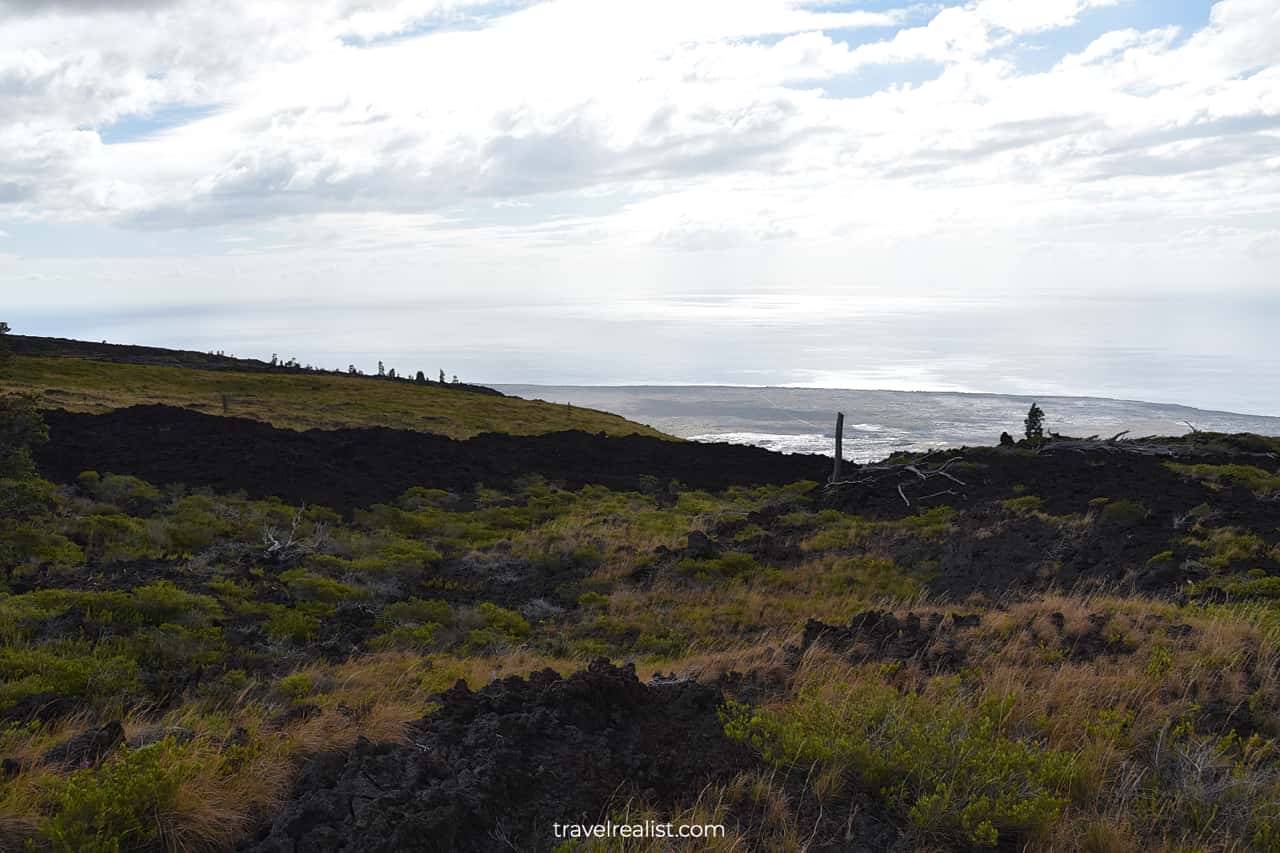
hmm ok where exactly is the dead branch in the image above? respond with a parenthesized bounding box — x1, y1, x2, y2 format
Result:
(262, 505, 325, 558)
(826, 451, 969, 508)
(1038, 439, 1182, 457)
(916, 489, 964, 503)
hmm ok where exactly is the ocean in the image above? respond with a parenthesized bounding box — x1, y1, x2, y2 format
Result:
(493, 386, 1280, 463)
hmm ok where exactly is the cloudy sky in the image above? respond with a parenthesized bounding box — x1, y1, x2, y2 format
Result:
(1, 0, 1278, 413)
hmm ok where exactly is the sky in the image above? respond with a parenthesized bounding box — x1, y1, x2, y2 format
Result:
(1, 0, 1278, 414)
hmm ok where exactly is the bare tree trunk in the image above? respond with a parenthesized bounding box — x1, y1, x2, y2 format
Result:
(831, 412, 844, 483)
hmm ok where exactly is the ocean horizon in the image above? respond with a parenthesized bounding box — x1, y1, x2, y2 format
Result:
(494, 385, 1280, 463)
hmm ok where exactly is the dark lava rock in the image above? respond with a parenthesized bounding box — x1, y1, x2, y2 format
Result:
(315, 603, 377, 661)
(0, 692, 78, 727)
(799, 610, 981, 671)
(270, 703, 322, 729)
(1065, 613, 1137, 661)
(127, 725, 196, 750)
(38, 406, 830, 515)
(684, 530, 720, 559)
(221, 727, 252, 753)
(42, 720, 125, 769)
(241, 660, 755, 853)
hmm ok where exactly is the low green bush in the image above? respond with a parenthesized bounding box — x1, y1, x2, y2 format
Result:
(263, 606, 321, 644)
(1001, 495, 1044, 515)
(0, 643, 141, 714)
(67, 514, 157, 563)
(1186, 527, 1266, 571)
(38, 738, 194, 853)
(463, 602, 531, 652)
(1098, 499, 1149, 529)
(0, 521, 84, 576)
(1166, 463, 1280, 495)
(676, 552, 760, 582)
(280, 568, 366, 604)
(371, 598, 451, 650)
(722, 679, 1077, 848)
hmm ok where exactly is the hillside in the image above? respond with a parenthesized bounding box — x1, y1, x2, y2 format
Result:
(4, 392, 1280, 849)
(7, 334, 499, 392)
(5, 331, 1280, 851)
(3, 346, 666, 439)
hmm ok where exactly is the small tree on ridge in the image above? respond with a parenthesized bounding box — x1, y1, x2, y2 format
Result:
(1024, 402, 1045, 446)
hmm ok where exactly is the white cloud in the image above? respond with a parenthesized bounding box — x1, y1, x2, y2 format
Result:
(976, 0, 1121, 35)
(1, 0, 1279, 409)
(1, 0, 1276, 246)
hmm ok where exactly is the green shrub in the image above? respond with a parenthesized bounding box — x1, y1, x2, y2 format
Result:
(1146, 645, 1175, 679)
(372, 622, 441, 650)
(463, 602, 530, 651)
(348, 538, 442, 578)
(38, 738, 194, 853)
(1186, 527, 1266, 571)
(0, 393, 48, 480)
(371, 598, 451, 650)
(0, 643, 141, 714)
(69, 514, 156, 563)
(1217, 575, 1280, 599)
(277, 672, 313, 701)
(263, 607, 320, 643)
(533, 545, 602, 574)
(1002, 496, 1044, 515)
(1134, 732, 1280, 847)
(158, 495, 242, 552)
(396, 487, 457, 510)
(127, 581, 222, 626)
(475, 602, 529, 637)
(633, 628, 688, 658)
(1166, 463, 1280, 495)
(817, 555, 922, 599)
(380, 597, 451, 627)
(0, 476, 59, 520)
(722, 680, 1076, 847)
(1098, 500, 1149, 529)
(280, 568, 365, 604)
(892, 505, 957, 536)
(87, 474, 163, 515)
(0, 521, 84, 575)
(122, 623, 225, 674)
(676, 552, 760, 582)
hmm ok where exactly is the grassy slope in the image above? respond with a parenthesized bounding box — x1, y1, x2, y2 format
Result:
(3, 468, 1280, 850)
(2, 356, 666, 439)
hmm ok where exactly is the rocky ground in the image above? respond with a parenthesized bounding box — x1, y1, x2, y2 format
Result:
(5, 405, 1280, 851)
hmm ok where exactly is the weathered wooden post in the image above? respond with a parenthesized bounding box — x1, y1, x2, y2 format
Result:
(831, 411, 844, 483)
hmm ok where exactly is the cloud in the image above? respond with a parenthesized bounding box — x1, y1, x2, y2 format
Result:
(0, 0, 177, 14)
(0, 0, 1275, 263)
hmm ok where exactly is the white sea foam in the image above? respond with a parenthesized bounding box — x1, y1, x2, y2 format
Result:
(496, 385, 1280, 463)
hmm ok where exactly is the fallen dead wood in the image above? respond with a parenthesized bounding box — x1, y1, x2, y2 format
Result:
(1039, 434, 1278, 461)
(1037, 437, 1181, 457)
(1038, 436, 1222, 458)
(826, 450, 969, 508)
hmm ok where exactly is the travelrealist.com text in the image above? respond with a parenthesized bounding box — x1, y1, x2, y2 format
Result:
(552, 821, 726, 839)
